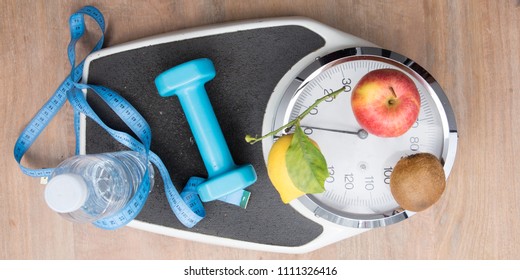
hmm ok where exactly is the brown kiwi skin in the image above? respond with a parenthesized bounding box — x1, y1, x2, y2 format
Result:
(390, 153, 446, 212)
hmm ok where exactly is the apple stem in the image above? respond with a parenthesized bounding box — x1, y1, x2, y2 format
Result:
(388, 86, 398, 105)
(245, 86, 346, 144)
(389, 86, 397, 98)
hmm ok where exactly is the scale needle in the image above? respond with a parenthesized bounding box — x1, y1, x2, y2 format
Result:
(300, 125, 368, 139)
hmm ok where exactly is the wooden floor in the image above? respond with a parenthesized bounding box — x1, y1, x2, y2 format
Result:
(1, 0, 519, 259)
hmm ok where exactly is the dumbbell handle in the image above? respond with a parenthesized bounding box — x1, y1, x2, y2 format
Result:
(176, 84, 235, 177)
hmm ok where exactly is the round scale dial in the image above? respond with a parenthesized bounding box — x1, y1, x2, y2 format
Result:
(269, 47, 457, 228)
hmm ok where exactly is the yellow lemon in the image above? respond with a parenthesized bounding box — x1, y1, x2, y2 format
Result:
(267, 134, 303, 203)
(267, 134, 321, 203)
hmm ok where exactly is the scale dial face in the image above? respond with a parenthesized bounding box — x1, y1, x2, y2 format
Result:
(270, 47, 457, 228)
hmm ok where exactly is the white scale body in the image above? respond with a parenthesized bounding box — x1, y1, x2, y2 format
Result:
(82, 17, 458, 253)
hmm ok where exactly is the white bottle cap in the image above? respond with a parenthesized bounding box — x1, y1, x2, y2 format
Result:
(44, 174, 88, 213)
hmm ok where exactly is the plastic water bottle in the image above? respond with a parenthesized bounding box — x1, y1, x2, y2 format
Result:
(44, 151, 154, 223)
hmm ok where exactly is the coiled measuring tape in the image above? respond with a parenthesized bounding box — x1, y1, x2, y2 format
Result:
(13, 6, 248, 230)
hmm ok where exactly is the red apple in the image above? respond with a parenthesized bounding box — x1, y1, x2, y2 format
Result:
(351, 69, 421, 137)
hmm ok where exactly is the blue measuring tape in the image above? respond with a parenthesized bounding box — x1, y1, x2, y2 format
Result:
(13, 6, 248, 230)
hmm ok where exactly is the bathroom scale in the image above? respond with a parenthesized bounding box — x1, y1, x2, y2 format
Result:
(81, 17, 458, 253)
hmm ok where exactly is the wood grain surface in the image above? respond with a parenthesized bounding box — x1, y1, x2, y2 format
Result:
(1, 0, 519, 259)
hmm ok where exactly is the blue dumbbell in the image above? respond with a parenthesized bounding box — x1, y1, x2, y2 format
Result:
(155, 58, 257, 202)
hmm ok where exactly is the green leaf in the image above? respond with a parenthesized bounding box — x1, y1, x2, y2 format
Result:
(285, 122, 328, 194)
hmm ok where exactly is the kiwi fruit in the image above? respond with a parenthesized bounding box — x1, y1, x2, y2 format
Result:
(390, 153, 446, 212)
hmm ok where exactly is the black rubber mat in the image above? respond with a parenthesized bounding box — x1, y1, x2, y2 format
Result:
(85, 25, 326, 247)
